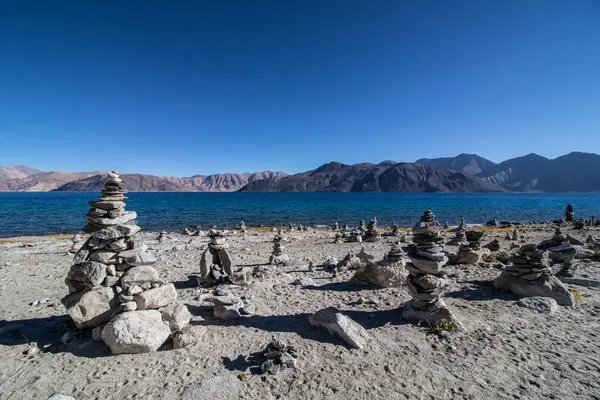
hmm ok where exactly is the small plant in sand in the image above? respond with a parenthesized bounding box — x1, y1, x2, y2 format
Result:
(426, 320, 460, 334)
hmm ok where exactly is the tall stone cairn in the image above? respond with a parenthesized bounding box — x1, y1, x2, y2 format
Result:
(358, 219, 366, 233)
(363, 217, 381, 242)
(269, 230, 290, 266)
(448, 217, 468, 246)
(565, 204, 574, 222)
(199, 229, 234, 286)
(494, 243, 574, 306)
(403, 210, 463, 329)
(538, 227, 577, 277)
(62, 171, 191, 354)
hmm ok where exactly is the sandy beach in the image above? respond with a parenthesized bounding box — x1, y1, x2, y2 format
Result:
(1, 224, 600, 400)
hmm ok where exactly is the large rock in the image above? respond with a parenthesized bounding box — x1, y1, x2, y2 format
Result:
(517, 297, 559, 315)
(89, 250, 118, 264)
(161, 303, 192, 331)
(409, 255, 447, 274)
(308, 307, 370, 349)
(92, 224, 141, 240)
(67, 261, 107, 288)
(120, 266, 161, 289)
(101, 310, 171, 354)
(135, 283, 177, 310)
(61, 287, 118, 329)
(455, 248, 490, 265)
(494, 274, 575, 306)
(119, 247, 157, 266)
(352, 260, 407, 288)
(402, 299, 464, 330)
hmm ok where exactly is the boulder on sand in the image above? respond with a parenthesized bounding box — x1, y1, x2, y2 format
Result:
(101, 310, 171, 354)
(309, 307, 370, 349)
(61, 286, 118, 329)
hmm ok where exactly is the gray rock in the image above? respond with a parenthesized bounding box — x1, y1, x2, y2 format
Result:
(107, 238, 128, 252)
(351, 260, 407, 288)
(92, 224, 141, 240)
(212, 294, 240, 306)
(87, 211, 137, 226)
(68, 261, 107, 288)
(566, 234, 584, 246)
(181, 374, 243, 400)
(120, 266, 160, 289)
(123, 301, 138, 311)
(106, 264, 117, 276)
(101, 310, 171, 354)
(119, 247, 157, 266)
(92, 324, 105, 342)
(128, 285, 143, 295)
(135, 283, 177, 310)
(308, 307, 370, 349)
(517, 297, 559, 315)
(47, 395, 76, 400)
(103, 276, 120, 287)
(161, 303, 192, 331)
(291, 277, 317, 287)
(61, 287, 118, 329)
(402, 299, 464, 330)
(574, 246, 595, 259)
(89, 200, 126, 210)
(494, 274, 575, 306)
(214, 303, 242, 320)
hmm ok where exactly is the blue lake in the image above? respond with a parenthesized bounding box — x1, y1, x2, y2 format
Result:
(0, 192, 599, 237)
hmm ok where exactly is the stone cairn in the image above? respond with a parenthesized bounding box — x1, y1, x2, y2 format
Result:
(390, 221, 400, 236)
(62, 171, 192, 354)
(260, 336, 298, 375)
(456, 231, 488, 264)
(403, 210, 463, 328)
(512, 228, 519, 241)
(211, 286, 255, 320)
(363, 217, 381, 242)
(566, 204, 574, 222)
(494, 243, 574, 306)
(538, 227, 577, 277)
(69, 235, 84, 253)
(353, 242, 407, 288)
(199, 229, 233, 286)
(358, 219, 366, 233)
(448, 218, 468, 246)
(269, 230, 290, 266)
(238, 221, 247, 234)
(332, 221, 339, 230)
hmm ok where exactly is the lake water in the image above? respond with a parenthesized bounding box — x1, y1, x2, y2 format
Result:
(1, 192, 599, 237)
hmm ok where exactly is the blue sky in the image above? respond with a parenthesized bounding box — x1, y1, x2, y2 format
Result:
(1, 0, 599, 176)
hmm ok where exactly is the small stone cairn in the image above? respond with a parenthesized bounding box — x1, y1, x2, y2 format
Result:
(566, 204, 574, 222)
(238, 221, 247, 234)
(62, 171, 191, 354)
(390, 221, 400, 236)
(211, 286, 254, 320)
(363, 217, 381, 242)
(512, 228, 520, 241)
(199, 230, 234, 286)
(260, 336, 298, 375)
(403, 210, 463, 329)
(358, 219, 366, 233)
(456, 231, 489, 264)
(269, 230, 290, 266)
(448, 218, 468, 246)
(494, 243, 574, 306)
(69, 235, 84, 253)
(332, 221, 339, 231)
(353, 242, 407, 288)
(538, 227, 577, 277)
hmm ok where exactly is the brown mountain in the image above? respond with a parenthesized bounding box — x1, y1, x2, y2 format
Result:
(0, 171, 104, 191)
(239, 161, 504, 192)
(416, 154, 496, 175)
(54, 171, 288, 192)
(0, 165, 43, 181)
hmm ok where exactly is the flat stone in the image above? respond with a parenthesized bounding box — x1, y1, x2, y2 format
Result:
(494, 273, 575, 306)
(107, 238, 128, 252)
(402, 299, 464, 330)
(161, 303, 192, 331)
(135, 283, 177, 310)
(518, 297, 559, 315)
(61, 287, 118, 329)
(92, 224, 141, 240)
(103, 276, 120, 287)
(213, 294, 240, 306)
(87, 211, 137, 226)
(408, 255, 447, 275)
(68, 261, 107, 288)
(101, 310, 171, 354)
(120, 266, 160, 289)
(88, 200, 126, 210)
(214, 303, 242, 320)
(308, 307, 370, 349)
(119, 248, 157, 266)
(89, 250, 119, 264)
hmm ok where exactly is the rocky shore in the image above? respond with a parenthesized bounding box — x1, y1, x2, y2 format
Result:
(1, 220, 600, 399)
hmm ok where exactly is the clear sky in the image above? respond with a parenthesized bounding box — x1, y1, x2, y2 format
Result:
(1, 0, 599, 176)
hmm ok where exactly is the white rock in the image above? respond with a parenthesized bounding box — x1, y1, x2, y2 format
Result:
(517, 297, 559, 315)
(101, 310, 171, 354)
(309, 307, 370, 349)
(123, 301, 138, 311)
(47, 395, 76, 400)
(61, 287, 118, 329)
(135, 283, 177, 310)
(161, 303, 192, 331)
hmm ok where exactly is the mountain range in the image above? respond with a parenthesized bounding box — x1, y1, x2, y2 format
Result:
(1, 151, 599, 192)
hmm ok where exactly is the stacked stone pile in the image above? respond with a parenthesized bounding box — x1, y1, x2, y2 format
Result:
(390, 221, 400, 236)
(566, 204, 574, 222)
(456, 231, 489, 264)
(62, 171, 192, 354)
(363, 217, 381, 242)
(238, 221, 247, 234)
(69, 235, 84, 254)
(260, 336, 298, 375)
(538, 227, 577, 276)
(494, 243, 574, 306)
(403, 210, 463, 328)
(332, 221, 339, 231)
(352, 242, 407, 288)
(269, 230, 290, 266)
(358, 220, 366, 233)
(448, 218, 468, 246)
(512, 228, 520, 241)
(199, 230, 234, 286)
(212, 286, 255, 320)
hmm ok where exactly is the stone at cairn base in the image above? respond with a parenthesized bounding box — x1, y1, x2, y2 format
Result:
(352, 243, 407, 288)
(101, 310, 171, 354)
(402, 299, 464, 330)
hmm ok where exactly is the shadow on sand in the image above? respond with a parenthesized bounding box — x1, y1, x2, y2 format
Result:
(303, 281, 372, 292)
(447, 279, 519, 302)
